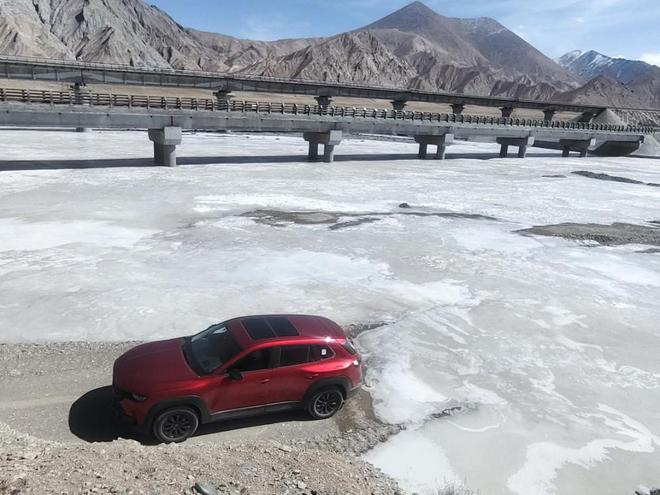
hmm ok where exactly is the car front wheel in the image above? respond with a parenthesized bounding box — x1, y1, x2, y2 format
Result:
(307, 387, 344, 420)
(152, 407, 199, 443)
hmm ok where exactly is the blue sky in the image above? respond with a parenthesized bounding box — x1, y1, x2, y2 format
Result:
(149, 0, 660, 64)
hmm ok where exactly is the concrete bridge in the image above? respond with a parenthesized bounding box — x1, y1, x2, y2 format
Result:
(2, 55, 657, 122)
(0, 87, 651, 166)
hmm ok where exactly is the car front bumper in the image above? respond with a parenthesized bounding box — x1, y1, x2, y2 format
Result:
(113, 397, 137, 426)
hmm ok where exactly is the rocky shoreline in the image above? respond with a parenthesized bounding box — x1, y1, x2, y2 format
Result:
(0, 421, 401, 495)
(0, 341, 403, 495)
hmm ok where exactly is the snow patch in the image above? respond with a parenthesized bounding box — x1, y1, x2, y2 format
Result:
(0, 218, 155, 252)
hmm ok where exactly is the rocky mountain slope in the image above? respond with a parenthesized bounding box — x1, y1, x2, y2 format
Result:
(557, 51, 660, 109)
(238, 31, 419, 87)
(558, 50, 660, 85)
(363, 3, 579, 95)
(0, 0, 657, 108)
(0, 0, 580, 98)
(0, 0, 211, 68)
(240, 2, 580, 98)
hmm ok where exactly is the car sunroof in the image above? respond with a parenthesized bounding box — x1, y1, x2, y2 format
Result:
(243, 318, 276, 340)
(267, 317, 299, 337)
(242, 317, 300, 339)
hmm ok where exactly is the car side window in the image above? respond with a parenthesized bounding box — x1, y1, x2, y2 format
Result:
(310, 345, 334, 361)
(232, 349, 272, 372)
(279, 345, 310, 367)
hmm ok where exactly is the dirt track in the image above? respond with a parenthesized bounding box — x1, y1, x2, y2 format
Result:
(0, 342, 401, 494)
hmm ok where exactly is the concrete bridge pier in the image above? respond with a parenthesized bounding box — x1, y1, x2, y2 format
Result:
(451, 104, 465, 115)
(72, 82, 91, 132)
(148, 127, 182, 167)
(303, 130, 342, 163)
(391, 100, 407, 112)
(497, 137, 535, 158)
(500, 106, 514, 118)
(560, 138, 594, 158)
(415, 134, 454, 160)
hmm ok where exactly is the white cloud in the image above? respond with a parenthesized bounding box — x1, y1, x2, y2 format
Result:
(640, 53, 660, 67)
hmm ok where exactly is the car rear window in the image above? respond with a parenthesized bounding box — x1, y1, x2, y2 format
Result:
(279, 345, 310, 367)
(243, 318, 276, 340)
(310, 344, 334, 361)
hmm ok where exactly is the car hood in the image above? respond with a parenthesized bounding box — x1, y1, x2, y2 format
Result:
(113, 338, 197, 393)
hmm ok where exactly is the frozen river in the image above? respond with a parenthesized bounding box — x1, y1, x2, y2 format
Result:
(1, 129, 659, 494)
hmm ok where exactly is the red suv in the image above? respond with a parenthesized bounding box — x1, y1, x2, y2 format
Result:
(112, 315, 362, 443)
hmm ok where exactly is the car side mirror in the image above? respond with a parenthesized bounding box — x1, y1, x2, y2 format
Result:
(227, 369, 243, 381)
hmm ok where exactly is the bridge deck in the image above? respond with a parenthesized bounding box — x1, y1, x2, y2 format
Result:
(0, 87, 653, 137)
(0, 86, 650, 166)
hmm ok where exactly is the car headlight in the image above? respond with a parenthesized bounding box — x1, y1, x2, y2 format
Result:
(130, 393, 148, 402)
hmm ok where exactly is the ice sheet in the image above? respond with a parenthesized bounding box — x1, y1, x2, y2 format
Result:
(1, 130, 659, 494)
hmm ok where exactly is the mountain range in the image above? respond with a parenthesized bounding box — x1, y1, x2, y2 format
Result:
(0, 0, 657, 109)
(558, 50, 660, 86)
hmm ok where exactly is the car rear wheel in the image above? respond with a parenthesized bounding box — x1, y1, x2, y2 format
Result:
(152, 407, 199, 443)
(307, 387, 344, 420)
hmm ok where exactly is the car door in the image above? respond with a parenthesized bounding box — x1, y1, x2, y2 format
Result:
(268, 344, 333, 403)
(209, 347, 274, 414)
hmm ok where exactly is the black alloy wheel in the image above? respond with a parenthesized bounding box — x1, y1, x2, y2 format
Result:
(308, 388, 344, 419)
(153, 407, 199, 443)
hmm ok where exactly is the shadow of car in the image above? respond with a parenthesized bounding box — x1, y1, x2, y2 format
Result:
(68, 386, 313, 444)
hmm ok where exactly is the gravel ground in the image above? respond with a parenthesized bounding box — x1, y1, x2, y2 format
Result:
(0, 342, 402, 495)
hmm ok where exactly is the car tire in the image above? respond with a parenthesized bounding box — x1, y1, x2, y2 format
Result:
(307, 387, 344, 420)
(152, 407, 199, 443)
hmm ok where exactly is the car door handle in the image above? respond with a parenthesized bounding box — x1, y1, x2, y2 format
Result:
(307, 373, 319, 380)
(260, 378, 270, 384)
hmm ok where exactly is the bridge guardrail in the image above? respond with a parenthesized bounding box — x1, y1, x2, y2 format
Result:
(0, 87, 655, 134)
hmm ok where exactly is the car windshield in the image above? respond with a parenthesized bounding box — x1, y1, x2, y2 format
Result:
(185, 323, 243, 375)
